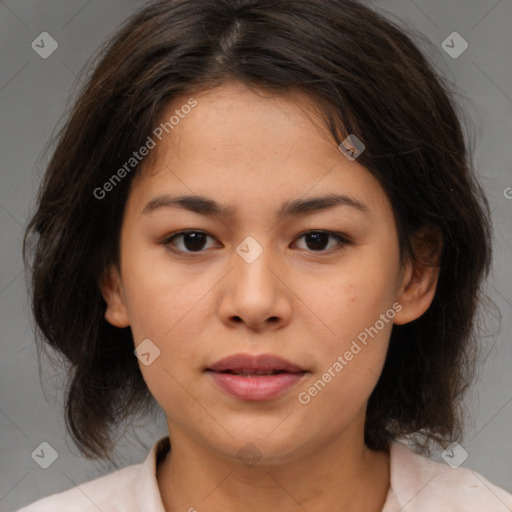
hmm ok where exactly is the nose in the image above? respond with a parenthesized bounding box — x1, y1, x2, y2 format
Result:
(217, 239, 292, 332)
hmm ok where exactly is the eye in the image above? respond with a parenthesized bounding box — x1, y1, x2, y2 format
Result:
(162, 229, 351, 255)
(162, 230, 218, 253)
(293, 230, 351, 253)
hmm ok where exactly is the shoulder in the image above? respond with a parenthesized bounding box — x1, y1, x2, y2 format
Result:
(16, 464, 139, 512)
(388, 441, 512, 511)
(16, 437, 169, 512)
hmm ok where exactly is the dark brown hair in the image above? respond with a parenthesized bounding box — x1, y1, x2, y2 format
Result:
(23, 0, 494, 462)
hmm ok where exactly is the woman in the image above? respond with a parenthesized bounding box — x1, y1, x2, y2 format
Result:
(20, 0, 512, 510)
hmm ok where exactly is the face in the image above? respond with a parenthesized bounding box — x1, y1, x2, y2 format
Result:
(101, 81, 438, 464)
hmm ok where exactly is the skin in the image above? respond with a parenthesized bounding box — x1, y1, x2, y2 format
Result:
(100, 81, 441, 512)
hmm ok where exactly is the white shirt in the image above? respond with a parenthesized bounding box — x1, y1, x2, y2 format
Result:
(17, 436, 512, 511)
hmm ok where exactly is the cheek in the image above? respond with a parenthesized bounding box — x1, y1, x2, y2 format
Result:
(121, 255, 220, 414)
(297, 278, 394, 419)
(298, 264, 398, 414)
(125, 268, 211, 416)
(120, 245, 213, 340)
(312, 267, 396, 360)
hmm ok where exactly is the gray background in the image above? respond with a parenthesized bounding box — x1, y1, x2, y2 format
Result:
(1, 0, 511, 510)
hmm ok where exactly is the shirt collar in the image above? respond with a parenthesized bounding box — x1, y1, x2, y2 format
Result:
(134, 435, 170, 512)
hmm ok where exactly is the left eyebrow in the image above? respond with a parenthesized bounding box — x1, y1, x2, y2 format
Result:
(142, 193, 371, 219)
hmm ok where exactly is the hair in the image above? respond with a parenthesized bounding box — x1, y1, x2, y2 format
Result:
(23, 0, 494, 462)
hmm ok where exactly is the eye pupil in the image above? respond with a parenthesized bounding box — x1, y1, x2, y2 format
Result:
(183, 232, 207, 251)
(305, 232, 329, 251)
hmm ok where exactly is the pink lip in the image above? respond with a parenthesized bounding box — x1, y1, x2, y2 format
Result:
(207, 353, 305, 373)
(206, 353, 307, 401)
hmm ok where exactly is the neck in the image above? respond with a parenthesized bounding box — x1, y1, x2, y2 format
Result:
(157, 414, 390, 512)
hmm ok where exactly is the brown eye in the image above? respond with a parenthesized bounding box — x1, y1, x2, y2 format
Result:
(163, 231, 217, 253)
(162, 229, 351, 256)
(294, 231, 351, 252)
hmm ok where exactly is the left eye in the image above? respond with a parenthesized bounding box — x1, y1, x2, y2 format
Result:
(293, 231, 350, 252)
(162, 230, 350, 254)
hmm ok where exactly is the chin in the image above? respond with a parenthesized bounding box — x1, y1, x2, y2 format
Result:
(205, 428, 309, 467)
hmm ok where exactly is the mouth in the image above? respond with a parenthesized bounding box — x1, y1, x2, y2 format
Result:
(211, 369, 299, 376)
(205, 353, 308, 401)
(206, 353, 306, 373)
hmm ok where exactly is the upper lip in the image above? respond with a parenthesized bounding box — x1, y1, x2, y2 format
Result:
(207, 353, 305, 373)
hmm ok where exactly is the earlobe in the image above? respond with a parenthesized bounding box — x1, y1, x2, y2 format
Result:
(393, 225, 442, 326)
(98, 264, 130, 328)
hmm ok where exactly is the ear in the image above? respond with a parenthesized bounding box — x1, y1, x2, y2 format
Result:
(98, 264, 130, 328)
(393, 224, 442, 325)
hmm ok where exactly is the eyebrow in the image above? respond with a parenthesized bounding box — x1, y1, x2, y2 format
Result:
(142, 193, 370, 219)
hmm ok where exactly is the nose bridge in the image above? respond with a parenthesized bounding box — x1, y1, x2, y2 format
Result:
(232, 234, 279, 296)
(217, 233, 291, 330)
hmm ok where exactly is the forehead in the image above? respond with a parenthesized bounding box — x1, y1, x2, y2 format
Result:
(160, 82, 333, 160)
(127, 82, 392, 222)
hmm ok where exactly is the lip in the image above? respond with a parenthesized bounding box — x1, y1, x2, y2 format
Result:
(207, 353, 305, 373)
(206, 353, 307, 401)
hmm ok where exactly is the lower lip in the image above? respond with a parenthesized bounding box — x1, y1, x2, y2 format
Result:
(207, 371, 306, 401)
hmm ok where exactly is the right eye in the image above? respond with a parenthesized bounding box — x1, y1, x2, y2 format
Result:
(161, 230, 219, 254)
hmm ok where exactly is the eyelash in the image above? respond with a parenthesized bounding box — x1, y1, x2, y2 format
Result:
(161, 230, 352, 256)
